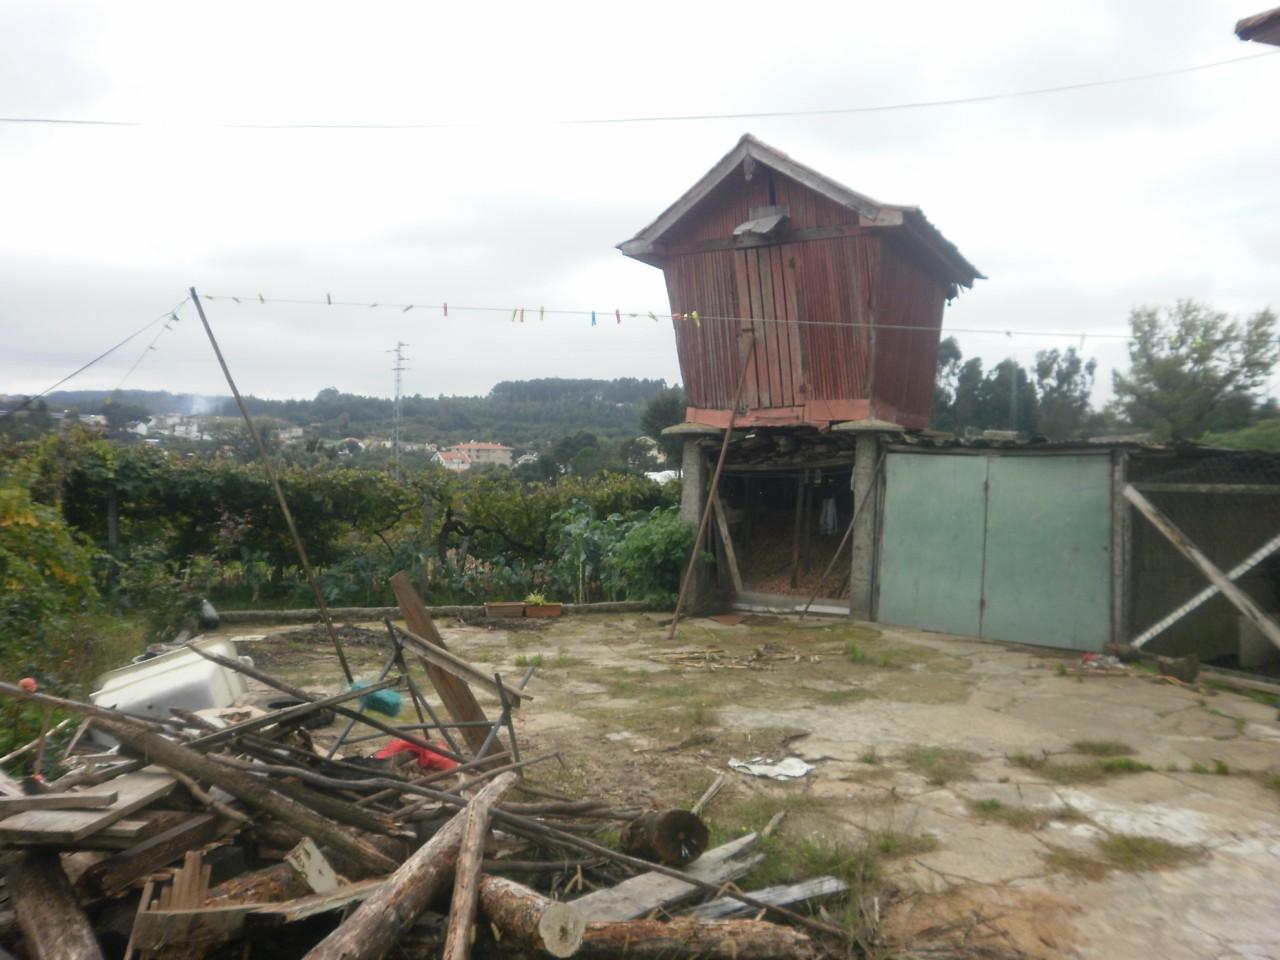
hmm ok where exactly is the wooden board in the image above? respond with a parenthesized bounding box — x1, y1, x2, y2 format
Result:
(571, 833, 762, 922)
(0, 792, 117, 817)
(0, 768, 176, 844)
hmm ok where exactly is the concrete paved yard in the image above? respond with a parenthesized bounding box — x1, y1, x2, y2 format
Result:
(227, 612, 1280, 959)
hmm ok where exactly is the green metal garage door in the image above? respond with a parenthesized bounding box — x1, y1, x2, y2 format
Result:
(877, 452, 1112, 651)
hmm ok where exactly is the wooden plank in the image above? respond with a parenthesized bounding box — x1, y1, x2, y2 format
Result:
(688, 876, 848, 919)
(1132, 526, 1280, 648)
(0, 768, 176, 844)
(711, 490, 744, 595)
(130, 904, 250, 952)
(251, 878, 385, 925)
(0, 792, 117, 816)
(391, 572, 494, 756)
(571, 833, 762, 922)
(1124, 485, 1280, 654)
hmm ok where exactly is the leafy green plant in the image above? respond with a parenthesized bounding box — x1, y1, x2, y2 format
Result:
(604, 506, 701, 607)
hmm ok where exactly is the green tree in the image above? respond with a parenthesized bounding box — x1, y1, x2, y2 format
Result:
(1034, 347, 1096, 440)
(641, 386, 686, 464)
(1110, 301, 1279, 441)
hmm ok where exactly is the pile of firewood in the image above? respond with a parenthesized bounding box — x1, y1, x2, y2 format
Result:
(0, 578, 847, 960)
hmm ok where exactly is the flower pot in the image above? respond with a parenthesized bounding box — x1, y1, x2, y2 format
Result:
(485, 601, 525, 618)
(524, 603, 562, 619)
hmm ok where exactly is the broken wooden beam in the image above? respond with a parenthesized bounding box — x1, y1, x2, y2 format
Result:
(76, 814, 229, 899)
(303, 772, 519, 960)
(7, 850, 104, 960)
(0, 768, 175, 844)
(688, 875, 849, 919)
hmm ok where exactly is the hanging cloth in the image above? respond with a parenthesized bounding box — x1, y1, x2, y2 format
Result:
(819, 497, 838, 536)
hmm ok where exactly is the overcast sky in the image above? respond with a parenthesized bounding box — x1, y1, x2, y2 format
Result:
(1, 1, 1277, 407)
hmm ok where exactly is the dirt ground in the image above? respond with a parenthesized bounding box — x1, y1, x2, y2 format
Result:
(213, 613, 1280, 959)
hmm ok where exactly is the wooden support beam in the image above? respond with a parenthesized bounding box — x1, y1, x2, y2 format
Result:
(711, 490, 744, 595)
(391, 572, 495, 756)
(1124, 485, 1280, 654)
(303, 773, 519, 960)
(7, 850, 104, 960)
(789, 471, 806, 589)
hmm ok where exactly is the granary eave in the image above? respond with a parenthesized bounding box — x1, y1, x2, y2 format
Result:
(1236, 5, 1280, 44)
(617, 133, 983, 287)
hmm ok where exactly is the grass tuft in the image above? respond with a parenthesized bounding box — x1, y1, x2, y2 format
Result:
(1098, 756, 1154, 775)
(869, 828, 938, 859)
(903, 746, 979, 786)
(1044, 833, 1203, 880)
(1071, 739, 1134, 757)
(969, 798, 1088, 831)
(513, 653, 545, 668)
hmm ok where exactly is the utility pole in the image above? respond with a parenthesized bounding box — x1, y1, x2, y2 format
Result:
(1008, 357, 1018, 433)
(388, 341, 409, 481)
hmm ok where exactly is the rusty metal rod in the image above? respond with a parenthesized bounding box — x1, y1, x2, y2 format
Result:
(189, 286, 354, 683)
(667, 332, 756, 641)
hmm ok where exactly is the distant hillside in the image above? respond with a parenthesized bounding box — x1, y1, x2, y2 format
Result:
(18, 377, 674, 447)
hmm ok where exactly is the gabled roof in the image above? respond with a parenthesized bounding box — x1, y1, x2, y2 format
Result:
(618, 134, 983, 288)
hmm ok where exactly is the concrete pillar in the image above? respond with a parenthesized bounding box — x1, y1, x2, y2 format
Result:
(849, 432, 879, 621)
(679, 437, 714, 612)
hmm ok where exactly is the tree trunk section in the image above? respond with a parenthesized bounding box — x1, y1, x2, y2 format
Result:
(579, 918, 817, 959)
(7, 850, 104, 960)
(303, 772, 518, 960)
(477, 875, 584, 959)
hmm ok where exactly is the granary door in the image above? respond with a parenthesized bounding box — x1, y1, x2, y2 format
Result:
(733, 246, 803, 409)
(876, 452, 1112, 650)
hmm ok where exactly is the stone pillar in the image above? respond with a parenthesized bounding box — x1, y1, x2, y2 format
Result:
(849, 432, 880, 621)
(679, 437, 713, 612)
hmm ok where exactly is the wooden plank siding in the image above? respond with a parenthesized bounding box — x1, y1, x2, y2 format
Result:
(654, 165, 950, 429)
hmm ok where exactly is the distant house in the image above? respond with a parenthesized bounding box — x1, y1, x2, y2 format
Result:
(445, 441, 513, 467)
(434, 449, 472, 472)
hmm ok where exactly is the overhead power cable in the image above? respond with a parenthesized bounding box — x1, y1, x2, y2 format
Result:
(0, 298, 189, 421)
(0, 50, 1274, 131)
(202, 293, 1278, 347)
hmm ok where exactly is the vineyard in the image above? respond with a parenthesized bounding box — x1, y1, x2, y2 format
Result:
(0, 426, 691, 691)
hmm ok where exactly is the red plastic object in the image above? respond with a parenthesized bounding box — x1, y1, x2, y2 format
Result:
(374, 738, 458, 772)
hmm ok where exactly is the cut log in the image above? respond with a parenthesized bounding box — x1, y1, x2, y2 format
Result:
(579, 918, 818, 959)
(619, 810, 709, 866)
(95, 718, 398, 876)
(478, 875, 584, 959)
(391, 572, 496, 756)
(441, 782, 501, 960)
(7, 850, 104, 960)
(303, 772, 518, 960)
(572, 832, 761, 921)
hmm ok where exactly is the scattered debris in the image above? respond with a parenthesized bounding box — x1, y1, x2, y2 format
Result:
(728, 756, 815, 780)
(0, 579, 848, 959)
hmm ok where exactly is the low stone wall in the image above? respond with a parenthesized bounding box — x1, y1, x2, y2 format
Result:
(219, 600, 650, 625)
